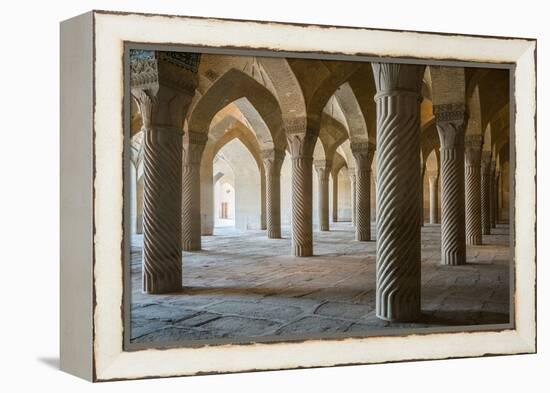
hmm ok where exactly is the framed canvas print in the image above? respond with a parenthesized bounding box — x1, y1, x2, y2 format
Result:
(60, 10, 537, 382)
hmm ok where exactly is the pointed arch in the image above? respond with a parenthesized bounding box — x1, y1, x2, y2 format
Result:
(188, 68, 285, 150)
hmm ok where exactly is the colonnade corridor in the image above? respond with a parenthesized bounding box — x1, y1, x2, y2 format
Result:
(129, 222, 509, 343)
(128, 50, 512, 345)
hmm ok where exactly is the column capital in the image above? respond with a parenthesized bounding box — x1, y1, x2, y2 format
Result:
(434, 103, 468, 150)
(286, 132, 317, 158)
(314, 160, 332, 181)
(261, 148, 286, 175)
(261, 148, 286, 164)
(371, 63, 426, 98)
(465, 134, 483, 149)
(131, 51, 200, 133)
(350, 141, 376, 154)
(433, 103, 468, 122)
(183, 131, 208, 165)
(464, 134, 483, 166)
(351, 142, 376, 170)
(481, 151, 492, 174)
(130, 50, 201, 94)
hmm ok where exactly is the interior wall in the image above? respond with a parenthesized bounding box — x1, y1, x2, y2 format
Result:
(337, 171, 352, 221)
(217, 139, 262, 230)
(217, 180, 235, 220)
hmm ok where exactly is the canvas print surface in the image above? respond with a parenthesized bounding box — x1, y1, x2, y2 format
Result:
(126, 48, 512, 347)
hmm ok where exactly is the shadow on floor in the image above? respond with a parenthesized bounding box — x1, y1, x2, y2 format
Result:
(37, 357, 59, 370)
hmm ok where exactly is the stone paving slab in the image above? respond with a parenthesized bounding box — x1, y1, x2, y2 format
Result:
(129, 223, 510, 344)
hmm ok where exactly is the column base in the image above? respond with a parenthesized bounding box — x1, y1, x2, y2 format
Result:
(466, 235, 482, 246)
(267, 230, 281, 239)
(441, 252, 466, 266)
(142, 274, 181, 294)
(292, 245, 313, 257)
(182, 241, 201, 252)
(376, 303, 421, 322)
(355, 226, 372, 241)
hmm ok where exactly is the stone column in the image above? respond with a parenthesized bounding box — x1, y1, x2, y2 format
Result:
(332, 170, 339, 222)
(481, 151, 492, 235)
(372, 63, 425, 322)
(131, 50, 200, 293)
(427, 171, 439, 224)
(314, 160, 332, 231)
(288, 132, 316, 257)
(435, 103, 468, 266)
(420, 164, 426, 227)
(181, 132, 207, 251)
(352, 142, 375, 241)
(262, 149, 285, 239)
(464, 135, 483, 245)
(494, 169, 500, 225)
(490, 161, 497, 229)
(349, 171, 357, 226)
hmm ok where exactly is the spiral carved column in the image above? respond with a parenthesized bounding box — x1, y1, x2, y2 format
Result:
(181, 132, 207, 251)
(349, 172, 357, 226)
(420, 164, 426, 227)
(494, 169, 500, 225)
(262, 149, 285, 239)
(490, 161, 497, 229)
(352, 143, 375, 241)
(435, 104, 467, 266)
(130, 50, 201, 293)
(372, 63, 425, 322)
(288, 133, 316, 257)
(464, 135, 483, 245)
(428, 171, 440, 224)
(291, 155, 313, 256)
(481, 152, 492, 236)
(141, 125, 184, 293)
(314, 160, 332, 231)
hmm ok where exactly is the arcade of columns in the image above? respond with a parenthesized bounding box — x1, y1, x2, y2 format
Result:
(130, 51, 510, 322)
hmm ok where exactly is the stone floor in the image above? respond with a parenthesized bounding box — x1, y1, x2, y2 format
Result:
(129, 222, 511, 345)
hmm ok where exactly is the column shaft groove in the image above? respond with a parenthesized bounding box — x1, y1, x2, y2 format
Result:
(262, 149, 285, 239)
(428, 172, 439, 224)
(142, 127, 183, 293)
(464, 135, 483, 245)
(352, 143, 375, 241)
(181, 132, 207, 251)
(439, 147, 466, 264)
(181, 162, 201, 251)
(291, 156, 313, 256)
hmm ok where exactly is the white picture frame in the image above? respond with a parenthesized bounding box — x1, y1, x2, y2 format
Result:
(60, 10, 536, 381)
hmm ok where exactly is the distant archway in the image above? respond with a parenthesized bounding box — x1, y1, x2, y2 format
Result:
(213, 138, 262, 231)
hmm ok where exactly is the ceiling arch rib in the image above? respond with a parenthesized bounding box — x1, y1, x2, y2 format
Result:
(333, 82, 369, 144)
(188, 67, 285, 150)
